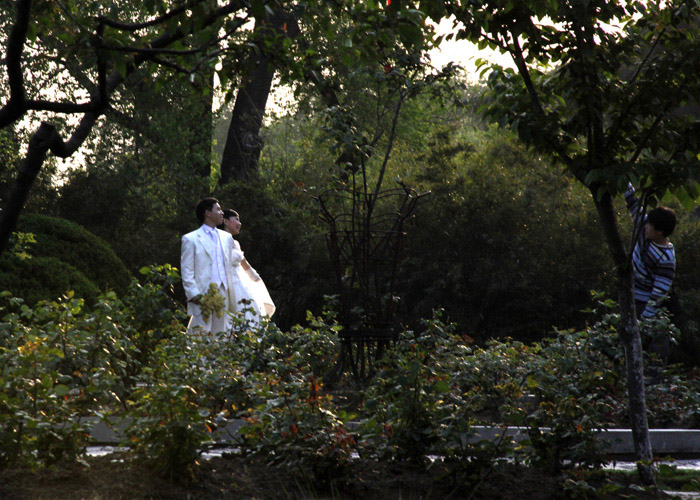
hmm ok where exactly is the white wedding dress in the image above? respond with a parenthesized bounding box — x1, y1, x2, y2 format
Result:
(228, 239, 275, 328)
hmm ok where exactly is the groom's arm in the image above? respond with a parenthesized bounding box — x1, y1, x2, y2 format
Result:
(180, 235, 201, 303)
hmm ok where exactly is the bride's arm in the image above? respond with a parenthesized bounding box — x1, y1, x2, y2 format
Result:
(241, 257, 261, 281)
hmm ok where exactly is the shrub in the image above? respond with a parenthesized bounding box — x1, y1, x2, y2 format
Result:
(398, 129, 612, 342)
(360, 315, 468, 465)
(670, 218, 700, 366)
(235, 313, 352, 486)
(0, 292, 133, 468)
(520, 323, 623, 472)
(0, 254, 100, 306)
(0, 265, 188, 471)
(239, 370, 356, 488)
(123, 265, 188, 369)
(16, 213, 132, 296)
(122, 330, 215, 483)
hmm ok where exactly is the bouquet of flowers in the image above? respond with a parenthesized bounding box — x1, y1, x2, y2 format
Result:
(199, 283, 226, 322)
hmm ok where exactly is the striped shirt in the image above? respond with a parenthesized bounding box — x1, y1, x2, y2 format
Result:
(624, 186, 675, 318)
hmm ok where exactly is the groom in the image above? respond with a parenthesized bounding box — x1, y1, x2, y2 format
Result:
(180, 197, 237, 335)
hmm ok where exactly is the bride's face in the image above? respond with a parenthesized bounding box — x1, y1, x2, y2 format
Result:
(224, 215, 241, 235)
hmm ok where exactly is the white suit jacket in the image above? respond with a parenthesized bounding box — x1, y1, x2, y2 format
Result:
(180, 225, 237, 317)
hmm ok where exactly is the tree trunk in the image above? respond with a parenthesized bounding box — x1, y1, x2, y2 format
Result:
(219, 53, 275, 182)
(190, 71, 215, 179)
(0, 122, 70, 253)
(593, 190, 655, 485)
(220, 12, 296, 183)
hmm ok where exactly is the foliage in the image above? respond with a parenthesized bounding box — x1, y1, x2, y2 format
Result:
(234, 91, 619, 341)
(360, 313, 470, 464)
(0, 265, 185, 470)
(0, 128, 18, 197)
(0, 213, 134, 307)
(357, 312, 521, 490)
(0, 127, 59, 213)
(219, 82, 700, 354)
(399, 125, 612, 341)
(522, 324, 622, 472)
(122, 330, 215, 483)
(15, 214, 132, 296)
(119, 265, 189, 385)
(0, 292, 130, 468)
(122, 279, 342, 482)
(444, 0, 700, 201)
(4, 267, 700, 491)
(0, 254, 100, 306)
(125, 264, 186, 341)
(228, 89, 700, 351)
(430, 1, 700, 481)
(55, 69, 213, 274)
(668, 216, 700, 365)
(236, 312, 348, 485)
(240, 371, 356, 486)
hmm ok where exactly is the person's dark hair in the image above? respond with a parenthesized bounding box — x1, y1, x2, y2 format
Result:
(195, 197, 219, 224)
(647, 206, 676, 237)
(217, 209, 239, 230)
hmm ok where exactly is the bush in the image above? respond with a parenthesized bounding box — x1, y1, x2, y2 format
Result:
(0, 292, 133, 468)
(235, 313, 353, 486)
(398, 128, 612, 342)
(0, 254, 100, 306)
(123, 330, 215, 482)
(0, 265, 190, 471)
(6, 271, 700, 486)
(16, 214, 132, 296)
(669, 218, 700, 366)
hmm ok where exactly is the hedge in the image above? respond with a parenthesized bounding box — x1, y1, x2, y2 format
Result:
(16, 214, 132, 296)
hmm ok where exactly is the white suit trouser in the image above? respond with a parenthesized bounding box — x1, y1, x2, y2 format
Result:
(186, 283, 231, 338)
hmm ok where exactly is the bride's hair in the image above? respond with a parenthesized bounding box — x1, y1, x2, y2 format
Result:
(217, 209, 240, 230)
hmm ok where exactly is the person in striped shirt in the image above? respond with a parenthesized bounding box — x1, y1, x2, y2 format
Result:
(625, 184, 677, 372)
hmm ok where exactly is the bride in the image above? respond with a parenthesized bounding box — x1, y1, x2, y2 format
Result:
(219, 209, 275, 328)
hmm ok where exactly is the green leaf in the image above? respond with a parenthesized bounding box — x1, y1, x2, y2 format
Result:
(397, 23, 423, 48)
(115, 59, 127, 79)
(584, 169, 599, 186)
(54, 384, 70, 396)
(41, 373, 53, 389)
(26, 23, 38, 42)
(433, 380, 450, 393)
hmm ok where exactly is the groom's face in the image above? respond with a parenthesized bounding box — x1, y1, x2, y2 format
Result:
(205, 203, 224, 226)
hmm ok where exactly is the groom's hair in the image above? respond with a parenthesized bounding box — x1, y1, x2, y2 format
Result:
(196, 197, 219, 224)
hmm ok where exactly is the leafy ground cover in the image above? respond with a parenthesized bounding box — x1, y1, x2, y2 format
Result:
(0, 454, 691, 500)
(2, 268, 700, 498)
